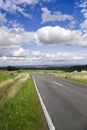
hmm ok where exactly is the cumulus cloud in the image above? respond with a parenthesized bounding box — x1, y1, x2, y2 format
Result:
(0, 26, 35, 46)
(36, 26, 87, 46)
(0, 48, 87, 66)
(0, 24, 87, 66)
(0, 25, 87, 52)
(41, 7, 73, 23)
(0, 26, 35, 58)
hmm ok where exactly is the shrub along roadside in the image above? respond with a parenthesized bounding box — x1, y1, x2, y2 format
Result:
(0, 77, 48, 130)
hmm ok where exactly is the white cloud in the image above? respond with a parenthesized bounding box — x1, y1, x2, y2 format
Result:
(81, 9, 87, 18)
(68, 20, 76, 29)
(0, 49, 87, 66)
(0, 25, 87, 54)
(8, 20, 23, 28)
(0, 26, 35, 46)
(41, 7, 73, 23)
(12, 48, 25, 57)
(36, 26, 87, 46)
(80, 19, 87, 29)
(78, 0, 87, 29)
(0, 13, 7, 23)
(17, 6, 32, 19)
(79, 1, 87, 8)
(12, 0, 39, 5)
(0, 0, 38, 18)
(0, 24, 87, 66)
(0, 26, 35, 57)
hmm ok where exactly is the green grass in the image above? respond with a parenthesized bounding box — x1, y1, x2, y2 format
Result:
(0, 71, 15, 83)
(0, 77, 48, 130)
(71, 77, 87, 84)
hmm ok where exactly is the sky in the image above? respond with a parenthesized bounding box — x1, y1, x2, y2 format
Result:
(0, 0, 87, 66)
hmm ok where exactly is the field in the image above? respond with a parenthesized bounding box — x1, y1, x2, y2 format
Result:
(45, 70, 87, 84)
(0, 70, 48, 130)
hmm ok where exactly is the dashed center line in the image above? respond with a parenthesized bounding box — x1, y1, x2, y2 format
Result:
(53, 81, 63, 86)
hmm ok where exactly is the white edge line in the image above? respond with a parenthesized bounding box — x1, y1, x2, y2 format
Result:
(32, 76, 55, 130)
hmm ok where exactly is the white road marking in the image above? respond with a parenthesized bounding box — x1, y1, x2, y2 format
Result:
(32, 76, 55, 130)
(53, 81, 63, 87)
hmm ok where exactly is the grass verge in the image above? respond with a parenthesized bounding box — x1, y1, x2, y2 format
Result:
(0, 73, 28, 107)
(0, 77, 48, 130)
(0, 73, 15, 83)
(47, 71, 87, 84)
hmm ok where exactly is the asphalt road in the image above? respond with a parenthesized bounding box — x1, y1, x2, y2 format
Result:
(32, 73, 87, 130)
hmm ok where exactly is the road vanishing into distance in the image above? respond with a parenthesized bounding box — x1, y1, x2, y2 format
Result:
(32, 73, 87, 130)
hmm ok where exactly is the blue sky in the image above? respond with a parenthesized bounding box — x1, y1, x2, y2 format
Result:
(0, 0, 87, 66)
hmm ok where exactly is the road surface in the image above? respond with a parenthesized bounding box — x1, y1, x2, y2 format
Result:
(32, 73, 87, 130)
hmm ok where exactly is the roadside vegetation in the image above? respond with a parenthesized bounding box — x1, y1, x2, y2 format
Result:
(46, 70, 87, 84)
(0, 70, 15, 83)
(62, 71, 87, 84)
(17, 69, 87, 85)
(0, 71, 48, 130)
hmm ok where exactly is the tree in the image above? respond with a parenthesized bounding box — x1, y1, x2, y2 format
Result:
(6, 66, 17, 71)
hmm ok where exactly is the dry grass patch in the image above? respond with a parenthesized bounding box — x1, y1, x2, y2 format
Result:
(48, 71, 87, 84)
(7, 74, 29, 99)
(0, 73, 29, 107)
(14, 73, 27, 80)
